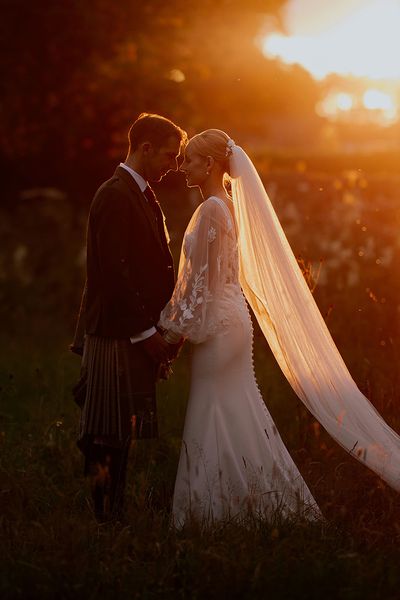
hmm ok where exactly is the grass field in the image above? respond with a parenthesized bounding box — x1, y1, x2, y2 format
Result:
(1, 160, 400, 598)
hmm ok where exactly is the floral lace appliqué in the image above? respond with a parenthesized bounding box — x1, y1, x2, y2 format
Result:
(178, 264, 209, 327)
(208, 226, 217, 243)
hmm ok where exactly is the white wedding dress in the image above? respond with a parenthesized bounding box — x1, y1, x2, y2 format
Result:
(159, 196, 321, 526)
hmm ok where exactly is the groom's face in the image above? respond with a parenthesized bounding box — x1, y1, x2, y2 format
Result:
(144, 136, 181, 182)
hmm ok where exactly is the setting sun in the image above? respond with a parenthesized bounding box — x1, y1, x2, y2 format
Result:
(317, 88, 398, 124)
(363, 89, 396, 112)
(336, 93, 354, 112)
(262, 0, 400, 81)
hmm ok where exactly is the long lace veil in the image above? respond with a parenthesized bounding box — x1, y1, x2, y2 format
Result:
(230, 143, 400, 491)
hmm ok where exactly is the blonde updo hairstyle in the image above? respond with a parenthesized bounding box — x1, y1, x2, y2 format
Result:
(188, 129, 232, 180)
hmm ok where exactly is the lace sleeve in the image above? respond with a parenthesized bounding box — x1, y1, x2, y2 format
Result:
(159, 198, 231, 343)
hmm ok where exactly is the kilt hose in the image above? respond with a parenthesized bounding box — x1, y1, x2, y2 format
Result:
(74, 335, 159, 519)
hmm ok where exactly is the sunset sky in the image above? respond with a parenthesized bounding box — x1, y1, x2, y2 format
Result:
(263, 0, 400, 80)
(262, 0, 400, 123)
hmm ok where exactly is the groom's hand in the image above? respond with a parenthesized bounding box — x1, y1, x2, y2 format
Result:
(141, 331, 171, 364)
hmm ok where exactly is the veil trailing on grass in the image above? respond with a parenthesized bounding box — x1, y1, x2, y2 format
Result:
(229, 143, 400, 491)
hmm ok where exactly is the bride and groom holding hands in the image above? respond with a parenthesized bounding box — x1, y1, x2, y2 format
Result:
(72, 112, 400, 526)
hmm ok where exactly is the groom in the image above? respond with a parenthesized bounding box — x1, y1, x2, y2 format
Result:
(71, 113, 187, 521)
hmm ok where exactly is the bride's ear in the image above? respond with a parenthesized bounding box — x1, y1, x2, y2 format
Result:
(206, 155, 215, 171)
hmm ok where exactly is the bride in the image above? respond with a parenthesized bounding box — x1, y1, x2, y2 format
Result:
(159, 129, 400, 527)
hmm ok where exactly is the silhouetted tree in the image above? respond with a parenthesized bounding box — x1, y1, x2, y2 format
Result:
(0, 0, 320, 199)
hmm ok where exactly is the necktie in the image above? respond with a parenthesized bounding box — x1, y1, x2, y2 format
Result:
(143, 187, 174, 278)
(143, 185, 159, 214)
(143, 186, 168, 250)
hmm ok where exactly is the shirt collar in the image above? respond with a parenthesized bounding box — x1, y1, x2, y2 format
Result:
(119, 163, 148, 192)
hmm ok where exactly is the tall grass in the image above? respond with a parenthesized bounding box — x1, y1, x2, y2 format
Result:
(2, 326, 400, 599)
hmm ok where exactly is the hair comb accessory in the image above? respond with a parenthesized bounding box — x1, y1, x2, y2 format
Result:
(225, 138, 236, 157)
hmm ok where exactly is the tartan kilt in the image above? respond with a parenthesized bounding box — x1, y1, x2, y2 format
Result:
(75, 335, 159, 453)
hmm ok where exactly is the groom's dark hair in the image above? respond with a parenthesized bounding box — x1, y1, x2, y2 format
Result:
(128, 113, 187, 153)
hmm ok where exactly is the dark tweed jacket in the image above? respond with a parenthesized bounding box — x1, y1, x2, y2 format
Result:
(72, 166, 175, 348)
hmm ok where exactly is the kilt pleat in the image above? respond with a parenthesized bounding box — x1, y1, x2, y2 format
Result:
(78, 335, 158, 449)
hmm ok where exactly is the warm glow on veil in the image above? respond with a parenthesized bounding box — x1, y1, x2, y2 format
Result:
(230, 144, 400, 491)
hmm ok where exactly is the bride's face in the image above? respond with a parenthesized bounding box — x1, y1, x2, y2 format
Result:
(180, 143, 208, 187)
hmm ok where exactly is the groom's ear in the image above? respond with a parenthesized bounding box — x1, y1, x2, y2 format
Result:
(141, 141, 153, 155)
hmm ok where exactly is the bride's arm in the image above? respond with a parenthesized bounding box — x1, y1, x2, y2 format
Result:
(159, 199, 228, 344)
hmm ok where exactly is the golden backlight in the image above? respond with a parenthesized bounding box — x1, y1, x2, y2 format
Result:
(262, 0, 400, 122)
(263, 0, 400, 80)
(317, 89, 397, 124)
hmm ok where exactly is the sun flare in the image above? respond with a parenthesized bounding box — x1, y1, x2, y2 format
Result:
(317, 88, 397, 124)
(336, 93, 354, 112)
(262, 0, 400, 80)
(363, 89, 395, 112)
